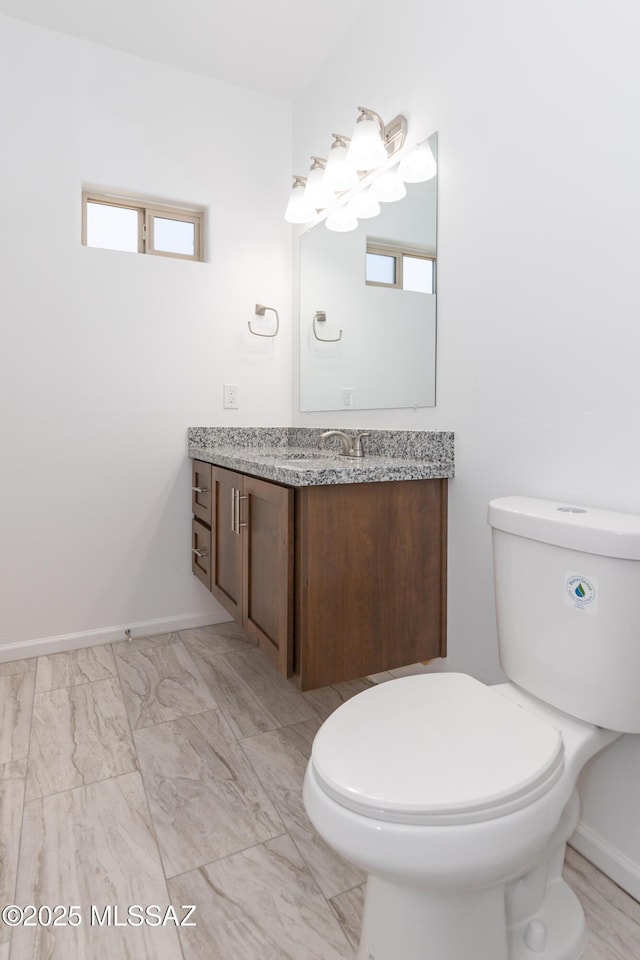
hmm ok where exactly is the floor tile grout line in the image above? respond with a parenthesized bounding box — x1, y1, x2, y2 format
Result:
(21, 762, 141, 806)
(235, 713, 322, 743)
(191, 645, 326, 733)
(163, 832, 291, 884)
(33, 645, 119, 696)
(190, 650, 292, 735)
(130, 704, 223, 734)
(327, 880, 367, 903)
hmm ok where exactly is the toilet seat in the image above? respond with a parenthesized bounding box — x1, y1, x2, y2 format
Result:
(310, 673, 564, 826)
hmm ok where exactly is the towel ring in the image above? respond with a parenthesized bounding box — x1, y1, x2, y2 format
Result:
(313, 311, 342, 342)
(249, 304, 279, 338)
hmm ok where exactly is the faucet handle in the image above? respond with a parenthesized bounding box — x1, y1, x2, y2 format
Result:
(352, 432, 370, 456)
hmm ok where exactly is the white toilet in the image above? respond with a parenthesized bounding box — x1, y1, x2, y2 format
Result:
(303, 496, 640, 960)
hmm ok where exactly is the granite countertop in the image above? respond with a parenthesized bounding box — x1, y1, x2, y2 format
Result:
(188, 427, 454, 487)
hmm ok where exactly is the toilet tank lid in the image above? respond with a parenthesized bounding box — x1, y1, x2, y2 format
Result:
(488, 496, 640, 560)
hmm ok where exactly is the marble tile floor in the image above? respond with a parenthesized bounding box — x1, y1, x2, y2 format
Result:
(0, 623, 638, 959)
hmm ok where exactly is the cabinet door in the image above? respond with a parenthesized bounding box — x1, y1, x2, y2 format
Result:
(210, 466, 243, 620)
(241, 476, 294, 676)
(295, 479, 447, 689)
(192, 461, 212, 526)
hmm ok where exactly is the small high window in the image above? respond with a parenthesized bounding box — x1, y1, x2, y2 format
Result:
(82, 192, 204, 261)
(365, 241, 435, 293)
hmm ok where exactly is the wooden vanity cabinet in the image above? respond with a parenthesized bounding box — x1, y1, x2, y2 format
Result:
(191, 459, 447, 691)
(192, 461, 293, 675)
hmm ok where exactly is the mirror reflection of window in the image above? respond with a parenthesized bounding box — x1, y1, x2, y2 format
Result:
(366, 241, 435, 293)
(403, 255, 434, 294)
(365, 252, 397, 285)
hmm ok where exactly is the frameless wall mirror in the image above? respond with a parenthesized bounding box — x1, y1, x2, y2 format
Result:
(299, 132, 437, 412)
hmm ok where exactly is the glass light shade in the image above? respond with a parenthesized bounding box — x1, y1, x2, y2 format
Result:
(304, 162, 335, 210)
(325, 205, 358, 232)
(370, 170, 407, 203)
(346, 115, 388, 169)
(284, 181, 316, 224)
(324, 140, 359, 191)
(398, 143, 437, 183)
(348, 189, 381, 219)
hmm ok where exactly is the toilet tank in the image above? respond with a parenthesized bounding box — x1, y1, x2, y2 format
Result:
(488, 496, 640, 733)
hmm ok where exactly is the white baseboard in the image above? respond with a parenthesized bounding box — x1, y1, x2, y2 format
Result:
(570, 820, 640, 901)
(0, 612, 234, 663)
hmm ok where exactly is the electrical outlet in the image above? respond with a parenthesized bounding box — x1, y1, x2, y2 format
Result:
(223, 383, 239, 409)
(341, 388, 355, 408)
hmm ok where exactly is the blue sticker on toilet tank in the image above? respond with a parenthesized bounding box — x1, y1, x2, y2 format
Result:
(565, 573, 598, 614)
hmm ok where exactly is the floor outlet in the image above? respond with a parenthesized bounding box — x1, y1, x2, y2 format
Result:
(223, 383, 239, 409)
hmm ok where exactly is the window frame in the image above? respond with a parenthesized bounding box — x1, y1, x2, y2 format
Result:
(82, 192, 204, 262)
(365, 240, 436, 293)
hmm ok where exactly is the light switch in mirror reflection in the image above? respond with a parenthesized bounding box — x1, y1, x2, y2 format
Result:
(299, 132, 437, 412)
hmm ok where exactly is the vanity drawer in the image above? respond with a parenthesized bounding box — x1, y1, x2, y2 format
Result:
(191, 518, 211, 589)
(192, 460, 212, 526)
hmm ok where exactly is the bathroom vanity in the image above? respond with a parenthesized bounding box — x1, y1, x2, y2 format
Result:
(189, 427, 454, 690)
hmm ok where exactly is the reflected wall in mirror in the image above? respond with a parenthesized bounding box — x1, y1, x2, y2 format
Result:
(299, 133, 437, 412)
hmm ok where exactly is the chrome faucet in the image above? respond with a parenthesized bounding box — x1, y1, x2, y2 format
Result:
(320, 430, 370, 458)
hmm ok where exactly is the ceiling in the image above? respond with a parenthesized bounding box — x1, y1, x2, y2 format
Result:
(0, 0, 371, 99)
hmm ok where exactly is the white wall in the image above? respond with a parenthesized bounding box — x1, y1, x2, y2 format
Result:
(0, 15, 292, 655)
(292, 0, 640, 896)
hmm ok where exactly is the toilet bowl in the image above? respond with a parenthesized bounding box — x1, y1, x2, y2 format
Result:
(303, 497, 640, 960)
(304, 674, 619, 960)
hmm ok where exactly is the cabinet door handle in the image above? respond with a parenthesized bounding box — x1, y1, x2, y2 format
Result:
(192, 548, 208, 558)
(231, 488, 249, 534)
(192, 486, 209, 494)
(237, 494, 248, 531)
(231, 488, 238, 533)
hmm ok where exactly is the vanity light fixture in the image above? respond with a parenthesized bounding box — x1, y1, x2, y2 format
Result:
(284, 105, 436, 232)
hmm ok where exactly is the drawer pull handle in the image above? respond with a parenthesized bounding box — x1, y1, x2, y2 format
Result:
(192, 486, 209, 494)
(192, 548, 208, 559)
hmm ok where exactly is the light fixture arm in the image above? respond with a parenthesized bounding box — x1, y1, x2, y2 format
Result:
(356, 107, 385, 139)
(356, 107, 407, 158)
